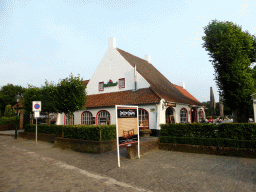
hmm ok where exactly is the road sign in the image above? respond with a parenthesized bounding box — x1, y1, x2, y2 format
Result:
(34, 111, 40, 118)
(32, 101, 41, 112)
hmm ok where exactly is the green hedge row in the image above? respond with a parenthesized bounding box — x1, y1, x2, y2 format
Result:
(0, 117, 19, 131)
(160, 136, 256, 149)
(0, 117, 19, 126)
(24, 124, 63, 135)
(160, 123, 256, 140)
(62, 125, 116, 141)
(24, 124, 116, 141)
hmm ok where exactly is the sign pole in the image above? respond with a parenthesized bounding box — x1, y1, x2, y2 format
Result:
(36, 117, 37, 145)
(32, 101, 41, 146)
(137, 107, 140, 159)
(116, 105, 121, 167)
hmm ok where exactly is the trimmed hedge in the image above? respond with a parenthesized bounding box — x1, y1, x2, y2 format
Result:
(24, 124, 63, 135)
(62, 125, 116, 141)
(0, 117, 19, 131)
(160, 123, 256, 140)
(159, 136, 256, 149)
(24, 124, 116, 141)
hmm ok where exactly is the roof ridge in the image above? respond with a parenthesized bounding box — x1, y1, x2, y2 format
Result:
(116, 47, 203, 106)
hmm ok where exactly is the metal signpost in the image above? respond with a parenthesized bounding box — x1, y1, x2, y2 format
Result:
(115, 105, 140, 167)
(32, 101, 41, 145)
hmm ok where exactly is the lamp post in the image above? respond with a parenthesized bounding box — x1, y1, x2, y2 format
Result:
(15, 92, 21, 140)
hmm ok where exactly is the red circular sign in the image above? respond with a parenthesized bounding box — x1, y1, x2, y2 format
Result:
(34, 104, 40, 109)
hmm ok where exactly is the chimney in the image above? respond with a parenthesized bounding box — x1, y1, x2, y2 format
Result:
(179, 82, 185, 89)
(144, 55, 151, 63)
(109, 37, 116, 49)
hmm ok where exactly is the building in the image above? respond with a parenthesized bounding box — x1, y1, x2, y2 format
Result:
(56, 37, 205, 136)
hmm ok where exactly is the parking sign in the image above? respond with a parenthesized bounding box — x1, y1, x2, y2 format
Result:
(32, 101, 41, 112)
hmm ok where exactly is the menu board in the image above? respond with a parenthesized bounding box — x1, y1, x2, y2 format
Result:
(116, 107, 138, 148)
(116, 105, 140, 167)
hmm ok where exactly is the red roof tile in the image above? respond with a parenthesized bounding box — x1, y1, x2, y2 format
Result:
(116, 48, 203, 106)
(173, 84, 201, 104)
(82, 80, 90, 87)
(12, 102, 23, 109)
(84, 88, 160, 108)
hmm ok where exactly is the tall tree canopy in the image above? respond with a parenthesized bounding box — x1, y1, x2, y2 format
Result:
(21, 73, 86, 125)
(21, 85, 42, 114)
(202, 20, 256, 122)
(0, 84, 25, 114)
(41, 80, 58, 114)
(55, 73, 87, 115)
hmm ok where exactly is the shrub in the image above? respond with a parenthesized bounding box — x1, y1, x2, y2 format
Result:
(4, 105, 16, 117)
(0, 116, 19, 131)
(160, 123, 256, 140)
(159, 136, 256, 149)
(24, 124, 63, 136)
(24, 124, 116, 141)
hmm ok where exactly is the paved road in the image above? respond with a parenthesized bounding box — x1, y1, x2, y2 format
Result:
(0, 135, 255, 192)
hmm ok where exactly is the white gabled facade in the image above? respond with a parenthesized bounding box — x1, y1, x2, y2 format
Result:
(56, 37, 205, 136)
(86, 38, 150, 95)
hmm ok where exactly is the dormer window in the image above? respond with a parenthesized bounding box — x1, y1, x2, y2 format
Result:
(119, 78, 125, 89)
(99, 82, 104, 91)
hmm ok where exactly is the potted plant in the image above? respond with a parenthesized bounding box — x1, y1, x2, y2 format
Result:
(139, 127, 151, 137)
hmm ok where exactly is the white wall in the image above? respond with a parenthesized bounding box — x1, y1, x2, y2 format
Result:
(56, 104, 206, 126)
(158, 102, 206, 125)
(253, 100, 256, 123)
(86, 47, 150, 95)
(56, 105, 158, 129)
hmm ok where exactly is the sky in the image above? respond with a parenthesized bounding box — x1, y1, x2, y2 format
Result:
(1, 0, 256, 103)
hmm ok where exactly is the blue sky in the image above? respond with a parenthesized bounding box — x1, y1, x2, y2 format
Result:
(1, 0, 255, 103)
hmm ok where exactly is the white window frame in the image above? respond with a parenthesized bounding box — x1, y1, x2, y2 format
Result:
(180, 108, 187, 123)
(119, 78, 125, 89)
(82, 111, 92, 125)
(97, 110, 110, 125)
(199, 109, 204, 122)
(99, 82, 104, 91)
(65, 114, 74, 125)
(139, 108, 149, 128)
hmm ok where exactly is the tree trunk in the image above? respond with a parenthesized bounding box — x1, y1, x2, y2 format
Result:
(46, 112, 50, 124)
(233, 108, 247, 123)
(232, 110, 237, 123)
(30, 113, 34, 124)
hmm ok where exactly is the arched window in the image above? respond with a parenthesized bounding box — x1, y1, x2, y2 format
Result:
(190, 108, 197, 123)
(81, 111, 93, 125)
(97, 110, 110, 125)
(180, 108, 187, 123)
(64, 114, 74, 125)
(139, 108, 149, 129)
(166, 107, 175, 123)
(199, 109, 204, 122)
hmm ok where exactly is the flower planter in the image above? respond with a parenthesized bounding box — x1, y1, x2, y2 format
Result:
(140, 129, 151, 137)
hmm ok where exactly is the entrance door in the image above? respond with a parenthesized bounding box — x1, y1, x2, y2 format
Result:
(190, 108, 197, 123)
(166, 107, 175, 123)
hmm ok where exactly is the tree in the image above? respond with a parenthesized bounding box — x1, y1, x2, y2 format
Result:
(0, 84, 24, 115)
(55, 73, 87, 123)
(4, 105, 16, 117)
(21, 73, 86, 125)
(21, 85, 42, 123)
(41, 81, 58, 124)
(202, 20, 256, 123)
